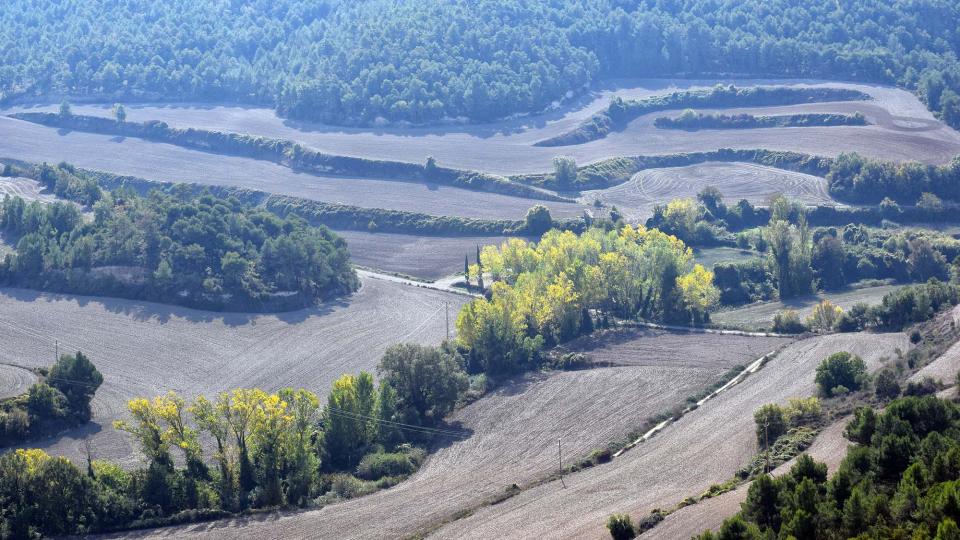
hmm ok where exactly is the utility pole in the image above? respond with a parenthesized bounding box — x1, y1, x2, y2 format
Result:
(445, 302, 450, 341)
(558, 438, 566, 488)
(55, 339, 58, 362)
(763, 420, 770, 474)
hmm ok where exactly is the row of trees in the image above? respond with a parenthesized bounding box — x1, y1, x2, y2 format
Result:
(0, 341, 471, 537)
(827, 153, 960, 205)
(0, 352, 102, 445)
(3, 1, 960, 127)
(0, 162, 358, 310)
(456, 226, 719, 375)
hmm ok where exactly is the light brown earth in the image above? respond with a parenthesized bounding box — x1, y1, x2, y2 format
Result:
(711, 284, 906, 331)
(431, 332, 905, 539)
(8, 80, 957, 177)
(581, 162, 834, 221)
(106, 328, 790, 539)
(0, 276, 468, 466)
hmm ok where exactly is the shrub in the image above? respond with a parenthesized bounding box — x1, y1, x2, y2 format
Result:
(904, 377, 940, 397)
(784, 397, 823, 427)
(355, 452, 417, 481)
(754, 404, 788, 449)
(773, 310, 806, 333)
(806, 300, 843, 332)
(874, 369, 901, 401)
(547, 352, 592, 371)
(815, 352, 868, 397)
(525, 205, 553, 235)
(606, 513, 637, 540)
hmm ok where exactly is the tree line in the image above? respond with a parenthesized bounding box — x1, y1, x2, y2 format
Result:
(2, 1, 960, 128)
(0, 162, 358, 311)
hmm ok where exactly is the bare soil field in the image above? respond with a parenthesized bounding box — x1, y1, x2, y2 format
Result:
(645, 415, 854, 539)
(581, 162, 834, 221)
(432, 332, 906, 539)
(10, 80, 957, 176)
(0, 363, 38, 399)
(0, 276, 467, 466)
(0, 116, 586, 221)
(334, 230, 514, 280)
(910, 341, 960, 385)
(110, 329, 789, 539)
(711, 284, 906, 331)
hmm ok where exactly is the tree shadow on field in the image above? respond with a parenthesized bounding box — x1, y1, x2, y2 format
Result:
(0, 286, 355, 328)
(110, 135, 127, 143)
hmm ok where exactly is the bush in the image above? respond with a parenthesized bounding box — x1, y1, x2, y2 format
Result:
(806, 300, 843, 332)
(874, 369, 901, 401)
(525, 205, 553, 235)
(355, 452, 417, 480)
(904, 377, 940, 397)
(606, 513, 637, 540)
(547, 352, 593, 371)
(784, 397, 823, 427)
(815, 352, 868, 397)
(754, 404, 787, 449)
(772, 310, 806, 333)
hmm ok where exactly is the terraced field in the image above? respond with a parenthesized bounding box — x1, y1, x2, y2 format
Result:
(8, 80, 957, 177)
(109, 327, 790, 539)
(712, 284, 906, 331)
(581, 162, 834, 221)
(0, 116, 586, 221)
(0, 276, 468, 465)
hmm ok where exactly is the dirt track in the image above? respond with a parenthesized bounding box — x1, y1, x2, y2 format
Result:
(431, 332, 905, 539)
(0, 277, 467, 465)
(104, 329, 788, 539)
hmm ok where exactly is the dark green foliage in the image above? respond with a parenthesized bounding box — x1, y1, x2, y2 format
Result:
(49, 351, 103, 422)
(655, 111, 867, 130)
(606, 513, 636, 540)
(377, 343, 469, 427)
(524, 205, 553, 236)
(1, 353, 102, 446)
(875, 369, 902, 401)
(827, 153, 960, 204)
(0, 163, 358, 311)
(354, 451, 418, 481)
(815, 352, 868, 397)
(703, 397, 960, 539)
(753, 405, 787, 450)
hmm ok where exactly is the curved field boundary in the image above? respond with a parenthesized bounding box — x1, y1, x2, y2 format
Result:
(511, 148, 832, 191)
(11, 112, 571, 203)
(536, 86, 870, 147)
(0, 362, 38, 399)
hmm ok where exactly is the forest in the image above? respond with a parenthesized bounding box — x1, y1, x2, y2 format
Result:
(0, 162, 358, 310)
(2, 1, 959, 128)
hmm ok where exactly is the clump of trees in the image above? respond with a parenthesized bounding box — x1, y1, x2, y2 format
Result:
(697, 396, 960, 540)
(0, 351, 102, 445)
(457, 226, 719, 375)
(0, 162, 358, 310)
(815, 351, 867, 397)
(827, 153, 960, 204)
(1, 340, 472, 537)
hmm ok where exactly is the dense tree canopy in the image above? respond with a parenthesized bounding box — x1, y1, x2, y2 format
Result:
(3, 1, 960, 127)
(0, 163, 357, 310)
